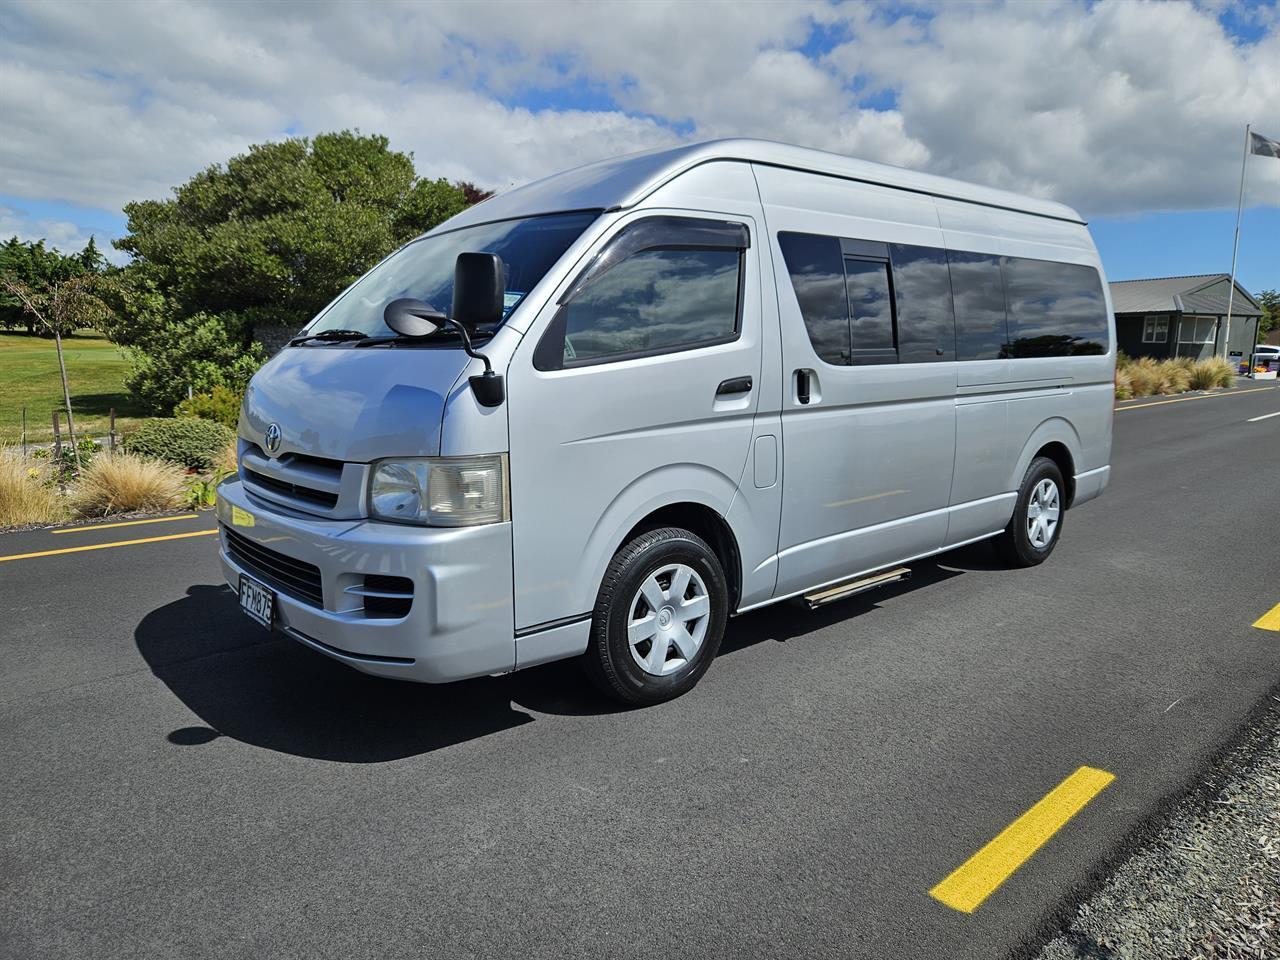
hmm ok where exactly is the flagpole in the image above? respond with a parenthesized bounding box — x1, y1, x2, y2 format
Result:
(1223, 123, 1249, 364)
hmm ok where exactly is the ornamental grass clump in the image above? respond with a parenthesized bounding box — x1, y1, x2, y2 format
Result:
(0, 449, 65, 527)
(1161, 360, 1192, 395)
(1114, 368, 1135, 400)
(1189, 357, 1235, 390)
(1126, 357, 1163, 397)
(1114, 355, 1237, 399)
(71, 452, 186, 517)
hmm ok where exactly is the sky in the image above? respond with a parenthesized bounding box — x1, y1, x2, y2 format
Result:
(1, 0, 1277, 292)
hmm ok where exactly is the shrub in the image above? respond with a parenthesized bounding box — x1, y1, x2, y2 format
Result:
(1115, 350, 1133, 371)
(123, 417, 234, 469)
(71, 453, 186, 516)
(1189, 357, 1235, 390)
(0, 449, 65, 527)
(174, 385, 243, 429)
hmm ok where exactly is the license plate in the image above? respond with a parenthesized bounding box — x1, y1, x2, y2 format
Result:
(239, 574, 275, 629)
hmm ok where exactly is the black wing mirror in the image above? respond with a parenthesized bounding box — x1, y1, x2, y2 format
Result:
(383, 298, 446, 338)
(452, 252, 505, 330)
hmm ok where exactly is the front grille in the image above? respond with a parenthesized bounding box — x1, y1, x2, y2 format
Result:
(243, 468, 340, 509)
(223, 525, 324, 607)
(362, 575, 414, 619)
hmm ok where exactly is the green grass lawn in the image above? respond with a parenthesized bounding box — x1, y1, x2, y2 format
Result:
(0, 330, 148, 445)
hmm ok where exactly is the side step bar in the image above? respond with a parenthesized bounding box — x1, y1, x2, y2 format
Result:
(803, 567, 912, 609)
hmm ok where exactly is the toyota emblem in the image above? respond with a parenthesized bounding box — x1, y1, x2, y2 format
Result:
(264, 422, 282, 455)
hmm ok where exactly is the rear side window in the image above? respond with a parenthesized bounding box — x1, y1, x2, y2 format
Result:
(777, 233, 849, 365)
(1002, 258, 1109, 357)
(780, 233, 952, 366)
(779, 231, 1109, 365)
(534, 216, 747, 370)
(889, 244, 955, 362)
(844, 259, 896, 365)
(947, 251, 1008, 361)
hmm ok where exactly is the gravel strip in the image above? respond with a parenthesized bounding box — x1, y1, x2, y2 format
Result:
(1038, 700, 1280, 960)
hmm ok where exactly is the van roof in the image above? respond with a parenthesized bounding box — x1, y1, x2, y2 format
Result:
(434, 138, 1086, 234)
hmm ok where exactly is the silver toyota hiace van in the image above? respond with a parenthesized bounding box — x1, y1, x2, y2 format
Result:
(216, 139, 1114, 705)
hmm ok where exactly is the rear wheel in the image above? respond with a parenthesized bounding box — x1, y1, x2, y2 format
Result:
(996, 457, 1065, 567)
(585, 526, 728, 706)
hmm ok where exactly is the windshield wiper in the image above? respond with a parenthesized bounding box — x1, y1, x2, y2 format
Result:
(289, 329, 370, 346)
(354, 330, 475, 348)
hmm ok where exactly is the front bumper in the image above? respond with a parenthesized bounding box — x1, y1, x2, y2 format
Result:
(215, 479, 516, 682)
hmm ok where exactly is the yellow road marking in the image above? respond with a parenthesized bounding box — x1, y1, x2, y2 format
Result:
(52, 513, 199, 534)
(930, 765, 1115, 914)
(0, 529, 218, 563)
(1253, 602, 1280, 632)
(1116, 386, 1274, 412)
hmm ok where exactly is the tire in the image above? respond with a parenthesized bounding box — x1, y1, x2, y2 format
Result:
(584, 526, 729, 706)
(996, 456, 1066, 567)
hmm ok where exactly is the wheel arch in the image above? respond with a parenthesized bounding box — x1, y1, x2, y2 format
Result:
(1010, 418, 1082, 507)
(619, 503, 743, 612)
(578, 464, 745, 618)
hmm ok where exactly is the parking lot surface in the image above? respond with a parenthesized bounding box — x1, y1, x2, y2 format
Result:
(2, 383, 1278, 960)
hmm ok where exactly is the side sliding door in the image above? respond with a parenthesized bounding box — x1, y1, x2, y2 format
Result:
(755, 166, 958, 599)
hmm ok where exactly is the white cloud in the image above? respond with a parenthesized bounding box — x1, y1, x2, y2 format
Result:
(828, 0, 1280, 213)
(0, 0, 1275, 257)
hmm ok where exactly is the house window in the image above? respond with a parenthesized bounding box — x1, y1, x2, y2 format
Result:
(1178, 316, 1216, 344)
(1142, 315, 1169, 343)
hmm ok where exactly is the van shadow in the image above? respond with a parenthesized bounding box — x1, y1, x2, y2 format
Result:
(138, 541, 1001, 761)
(135, 585, 539, 763)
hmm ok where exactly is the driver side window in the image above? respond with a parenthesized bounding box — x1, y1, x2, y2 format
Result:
(534, 216, 748, 371)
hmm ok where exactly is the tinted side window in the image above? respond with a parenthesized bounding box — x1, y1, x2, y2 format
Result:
(889, 244, 954, 362)
(1002, 258, 1109, 357)
(845, 259, 897, 365)
(778, 232, 849, 364)
(947, 251, 1008, 361)
(556, 247, 741, 365)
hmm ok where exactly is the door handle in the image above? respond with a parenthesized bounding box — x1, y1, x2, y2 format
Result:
(796, 369, 811, 405)
(715, 376, 753, 397)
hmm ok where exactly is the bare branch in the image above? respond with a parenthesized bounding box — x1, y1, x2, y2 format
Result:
(0, 276, 53, 333)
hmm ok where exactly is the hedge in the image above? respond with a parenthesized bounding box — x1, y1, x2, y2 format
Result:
(123, 418, 235, 469)
(174, 385, 243, 429)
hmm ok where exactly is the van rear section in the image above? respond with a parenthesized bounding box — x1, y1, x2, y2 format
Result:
(216, 138, 1114, 704)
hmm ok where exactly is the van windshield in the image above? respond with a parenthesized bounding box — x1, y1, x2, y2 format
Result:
(304, 210, 599, 339)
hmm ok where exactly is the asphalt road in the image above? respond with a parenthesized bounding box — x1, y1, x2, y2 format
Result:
(3, 383, 1279, 960)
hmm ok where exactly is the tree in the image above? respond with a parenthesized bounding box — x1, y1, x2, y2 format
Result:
(2, 273, 113, 466)
(1256, 289, 1279, 340)
(108, 131, 476, 412)
(0, 236, 104, 334)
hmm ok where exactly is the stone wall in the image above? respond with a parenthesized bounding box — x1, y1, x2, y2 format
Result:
(253, 325, 299, 357)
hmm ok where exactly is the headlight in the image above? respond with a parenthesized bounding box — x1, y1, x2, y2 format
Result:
(369, 455, 509, 526)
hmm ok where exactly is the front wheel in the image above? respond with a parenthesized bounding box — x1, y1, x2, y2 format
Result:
(584, 526, 729, 706)
(996, 457, 1065, 567)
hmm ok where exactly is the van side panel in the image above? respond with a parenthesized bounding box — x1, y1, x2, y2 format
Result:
(934, 198, 1114, 543)
(753, 165, 958, 597)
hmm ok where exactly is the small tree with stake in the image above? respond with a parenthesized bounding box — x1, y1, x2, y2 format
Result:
(1, 274, 112, 468)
